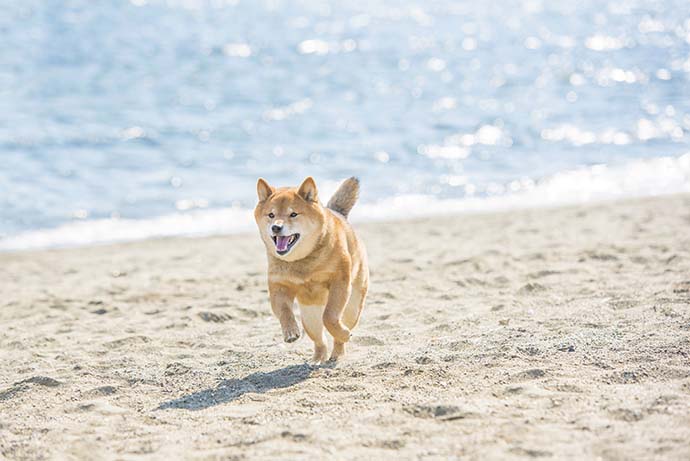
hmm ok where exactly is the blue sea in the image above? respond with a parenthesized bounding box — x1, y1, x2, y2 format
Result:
(1, 0, 690, 250)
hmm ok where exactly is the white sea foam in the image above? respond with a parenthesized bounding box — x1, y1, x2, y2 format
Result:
(356, 153, 690, 220)
(1, 154, 689, 252)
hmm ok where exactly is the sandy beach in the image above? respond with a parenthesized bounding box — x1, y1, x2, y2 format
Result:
(2, 194, 690, 460)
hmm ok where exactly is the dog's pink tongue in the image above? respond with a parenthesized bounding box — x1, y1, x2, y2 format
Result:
(276, 236, 290, 251)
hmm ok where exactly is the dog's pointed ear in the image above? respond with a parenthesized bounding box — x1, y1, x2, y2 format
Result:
(257, 178, 274, 202)
(297, 176, 318, 203)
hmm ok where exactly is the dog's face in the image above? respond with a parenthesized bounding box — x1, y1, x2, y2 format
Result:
(254, 177, 326, 261)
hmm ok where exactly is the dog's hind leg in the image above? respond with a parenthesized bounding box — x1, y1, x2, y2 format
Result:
(300, 304, 328, 364)
(342, 284, 366, 330)
(330, 284, 367, 361)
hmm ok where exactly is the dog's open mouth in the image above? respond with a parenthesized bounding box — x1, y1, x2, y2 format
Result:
(272, 233, 300, 255)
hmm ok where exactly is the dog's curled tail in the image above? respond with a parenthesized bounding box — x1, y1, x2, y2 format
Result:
(326, 177, 360, 219)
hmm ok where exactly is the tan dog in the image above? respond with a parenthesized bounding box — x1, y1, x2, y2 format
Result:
(254, 176, 369, 363)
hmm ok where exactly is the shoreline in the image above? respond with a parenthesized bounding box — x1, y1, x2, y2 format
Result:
(2, 193, 690, 460)
(3, 150, 690, 252)
(2, 189, 689, 255)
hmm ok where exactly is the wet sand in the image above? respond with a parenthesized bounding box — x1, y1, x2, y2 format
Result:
(2, 194, 690, 460)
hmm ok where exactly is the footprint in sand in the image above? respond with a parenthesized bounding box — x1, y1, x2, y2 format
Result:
(0, 376, 62, 401)
(372, 361, 396, 370)
(605, 370, 643, 384)
(72, 400, 128, 415)
(513, 368, 547, 381)
(583, 251, 619, 261)
(364, 440, 406, 449)
(414, 355, 434, 365)
(465, 277, 489, 286)
(164, 362, 192, 376)
(235, 307, 266, 319)
(198, 311, 233, 323)
(104, 336, 151, 349)
(494, 383, 553, 399)
(608, 407, 644, 422)
(87, 386, 117, 396)
(446, 340, 470, 351)
(518, 283, 546, 294)
(403, 404, 474, 421)
(517, 345, 541, 356)
(509, 447, 553, 458)
(527, 270, 561, 279)
(548, 383, 583, 393)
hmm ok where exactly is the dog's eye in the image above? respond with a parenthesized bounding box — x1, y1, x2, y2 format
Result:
(290, 212, 298, 218)
(268, 212, 275, 218)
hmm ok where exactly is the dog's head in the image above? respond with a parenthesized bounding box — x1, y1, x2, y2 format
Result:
(254, 177, 326, 261)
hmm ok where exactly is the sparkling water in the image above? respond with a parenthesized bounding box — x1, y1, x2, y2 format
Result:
(1, 0, 689, 249)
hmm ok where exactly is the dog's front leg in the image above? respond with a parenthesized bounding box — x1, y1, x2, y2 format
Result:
(269, 282, 300, 343)
(323, 278, 352, 360)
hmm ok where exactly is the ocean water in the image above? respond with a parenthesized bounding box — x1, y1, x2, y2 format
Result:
(1, 0, 690, 250)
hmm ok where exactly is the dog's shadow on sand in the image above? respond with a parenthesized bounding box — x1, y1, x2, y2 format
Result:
(157, 363, 324, 411)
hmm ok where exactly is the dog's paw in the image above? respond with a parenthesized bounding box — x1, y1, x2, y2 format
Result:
(283, 327, 301, 343)
(310, 345, 329, 364)
(329, 342, 346, 362)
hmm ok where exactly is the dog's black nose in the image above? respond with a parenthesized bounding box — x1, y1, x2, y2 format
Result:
(271, 224, 283, 234)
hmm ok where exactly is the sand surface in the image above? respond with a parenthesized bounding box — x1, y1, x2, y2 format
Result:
(2, 195, 690, 460)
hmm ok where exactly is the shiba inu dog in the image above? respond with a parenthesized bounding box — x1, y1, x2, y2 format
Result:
(254, 176, 369, 363)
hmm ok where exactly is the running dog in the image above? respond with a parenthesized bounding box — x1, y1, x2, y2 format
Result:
(254, 177, 369, 363)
